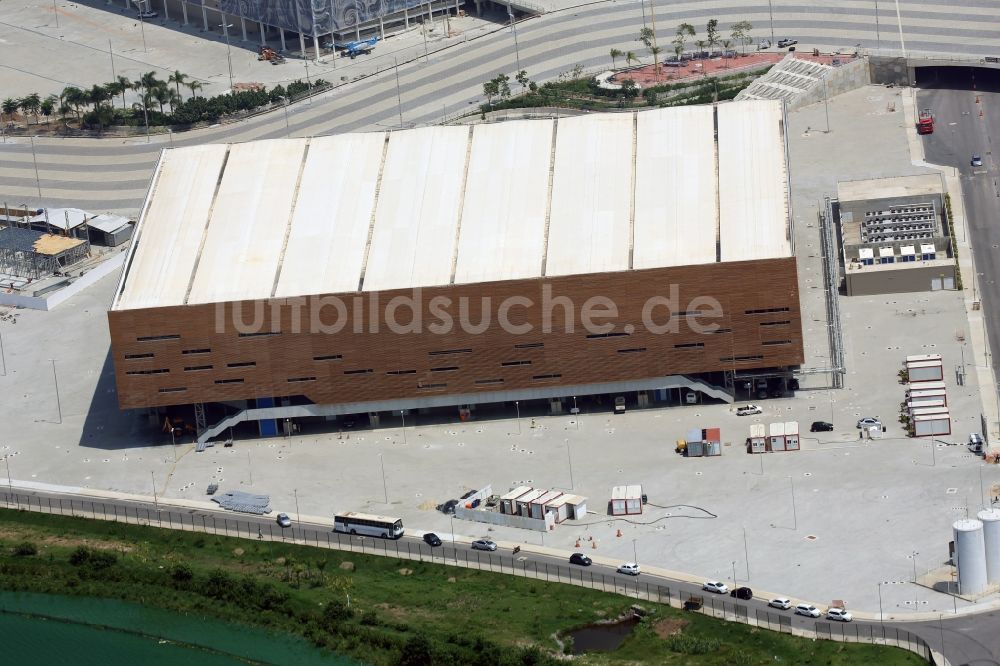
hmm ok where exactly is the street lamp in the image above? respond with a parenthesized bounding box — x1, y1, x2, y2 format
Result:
(877, 581, 885, 625)
(565, 438, 574, 490)
(573, 395, 579, 429)
(788, 476, 797, 530)
(911, 550, 919, 608)
(151, 470, 159, 512)
(506, 1, 521, 74)
(50, 359, 62, 424)
(450, 514, 457, 564)
(219, 23, 235, 94)
(400, 409, 407, 445)
(379, 453, 388, 503)
(515, 400, 521, 435)
(294, 488, 301, 525)
(632, 538, 638, 565)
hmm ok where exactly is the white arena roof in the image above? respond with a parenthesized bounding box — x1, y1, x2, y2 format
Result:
(113, 100, 791, 311)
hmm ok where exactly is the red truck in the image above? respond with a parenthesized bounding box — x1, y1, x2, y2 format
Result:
(917, 109, 934, 135)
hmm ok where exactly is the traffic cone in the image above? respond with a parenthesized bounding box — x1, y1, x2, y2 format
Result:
(591, 539, 598, 549)
(616, 529, 623, 537)
(976, 95, 981, 104)
(575, 539, 581, 548)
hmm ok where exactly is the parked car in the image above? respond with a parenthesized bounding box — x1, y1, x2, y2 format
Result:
(795, 603, 821, 618)
(969, 433, 985, 454)
(757, 39, 772, 50)
(570, 552, 593, 566)
(972, 154, 983, 167)
(810, 421, 834, 432)
(423, 532, 442, 547)
(769, 597, 792, 610)
(736, 405, 763, 416)
(471, 539, 497, 551)
(730, 586, 753, 600)
(276, 512, 292, 528)
(856, 417, 882, 429)
(439, 499, 459, 514)
(827, 608, 853, 622)
(777, 38, 798, 47)
(137, 9, 158, 18)
(617, 562, 640, 576)
(702, 581, 729, 594)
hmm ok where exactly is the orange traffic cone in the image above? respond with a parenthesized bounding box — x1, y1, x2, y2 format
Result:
(591, 539, 598, 549)
(616, 529, 623, 537)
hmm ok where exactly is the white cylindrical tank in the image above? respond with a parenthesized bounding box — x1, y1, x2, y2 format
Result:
(977, 509, 1000, 584)
(954, 519, 988, 595)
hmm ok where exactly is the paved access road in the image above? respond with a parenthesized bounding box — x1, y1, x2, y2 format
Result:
(2, 485, 992, 664)
(921, 74, 1000, 398)
(3, 0, 1000, 212)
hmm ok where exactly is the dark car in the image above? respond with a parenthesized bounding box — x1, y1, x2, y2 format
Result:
(730, 586, 753, 600)
(787, 378, 800, 391)
(810, 421, 834, 432)
(439, 499, 458, 514)
(569, 552, 592, 566)
(423, 532, 442, 547)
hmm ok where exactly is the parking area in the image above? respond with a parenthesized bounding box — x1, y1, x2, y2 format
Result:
(1, 85, 997, 618)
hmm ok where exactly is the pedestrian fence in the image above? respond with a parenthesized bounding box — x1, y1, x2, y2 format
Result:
(0, 491, 933, 663)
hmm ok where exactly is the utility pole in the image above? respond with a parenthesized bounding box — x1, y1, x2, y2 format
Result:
(109, 40, 115, 83)
(874, 0, 881, 50)
(565, 438, 574, 490)
(379, 453, 388, 503)
(30, 137, 43, 205)
(789, 476, 797, 530)
(0, 327, 7, 376)
(743, 525, 750, 579)
(767, 0, 775, 44)
(823, 79, 831, 133)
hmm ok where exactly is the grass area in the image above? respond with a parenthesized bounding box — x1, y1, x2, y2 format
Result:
(0, 509, 924, 665)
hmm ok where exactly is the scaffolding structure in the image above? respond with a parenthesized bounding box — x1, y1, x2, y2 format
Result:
(0, 226, 90, 281)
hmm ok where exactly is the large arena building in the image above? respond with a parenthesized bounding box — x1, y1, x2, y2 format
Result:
(108, 100, 803, 442)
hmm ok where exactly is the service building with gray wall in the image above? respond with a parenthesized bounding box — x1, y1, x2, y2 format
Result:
(836, 174, 956, 296)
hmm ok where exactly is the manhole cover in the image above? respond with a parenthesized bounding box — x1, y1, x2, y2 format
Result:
(946, 488, 958, 494)
(805, 535, 818, 540)
(695, 471, 703, 476)
(804, 472, 812, 477)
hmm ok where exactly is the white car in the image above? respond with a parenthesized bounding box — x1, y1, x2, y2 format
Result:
(768, 598, 792, 610)
(795, 603, 821, 618)
(702, 581, 729, 594)
(617, 562, 640, 576)
(736, 405, 763, 416)
(827, 608, 853, 622)
(856, 417, 882, 429)
(471, 539, 497, 551)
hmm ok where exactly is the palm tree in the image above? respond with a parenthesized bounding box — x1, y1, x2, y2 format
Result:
(1, 97, 18, 124)
(677, 22, 696, 55)
(610, 48, 623, 71)
(721, 39, 732, 67)
(650, 45, 662, 80)
(40, 96, 56, 123)
(168, 70, 188, 98)
(168, 89, 182, 113)
(61, 86, 86, 120)
(625, 51, 638, 68)
(89, 85, 110, 113)
(186, 80, 203, 99)
(151, 84, 170, 114)
(115, 75, 133, 111)
(695, 39, 707, 57)
(20, 93, 41, 125)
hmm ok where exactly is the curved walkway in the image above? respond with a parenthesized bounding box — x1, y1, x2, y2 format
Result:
(2, 0, 999, 212)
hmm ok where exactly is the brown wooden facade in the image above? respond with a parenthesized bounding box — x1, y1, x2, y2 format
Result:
(108, 258, 804, 410)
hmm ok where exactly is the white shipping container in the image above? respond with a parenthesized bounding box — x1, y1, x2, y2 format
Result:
(913, 414, 951, 437)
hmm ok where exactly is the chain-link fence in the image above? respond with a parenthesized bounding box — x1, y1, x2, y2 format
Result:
(0, 490, 933, 662)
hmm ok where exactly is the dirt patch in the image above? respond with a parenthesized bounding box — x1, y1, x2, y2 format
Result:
(417, 501, 437, 511)
(232, 548, 244, 556)
(0, 526, 131, 552)
(274, 557, 286, 565)
(339, 561, 355, 571)
(447, 576, 456, 583)
(653, 618, 689, 638)
(398, 568, 413, 576)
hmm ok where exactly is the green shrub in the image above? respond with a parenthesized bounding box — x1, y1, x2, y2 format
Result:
(68, 546, 90, 566)
(12, 542, 37, 557)
(170, 562, 194, 582)
(664, 634, 721, 654)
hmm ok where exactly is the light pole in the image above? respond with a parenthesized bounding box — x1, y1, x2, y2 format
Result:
(50, 359, 62, 424)
(379, 453, 388, 503)
(632, 538, 638, 565)
(911, 550, 919, 607)
(138, 8, 148, 53)
(573, 395, 579, 429)
(515, 400, 521, 435)
(247, 449, 253, 486)
(400, 409, 407, 445)
(392, 57, 404, 129)
(450, 514, 457, 564)
(823, 79, 831, 133)
(4, 455, 13, 502)
(789, 476, 797, 530)
(893, 0, 906, 58)
(151, 470, 159, 512)
(743, 525, 750, 579)
(303, 58, 313, 104)
(506, 1, 521, 74)
(219, 23, 235, 94)
(294, 488, 301, 524)
(52, 0, 59, 28)
(767, 0, 775, 45)
(283, 99, 290, 137)
(0, 327, 7, 376)
(874, 0, 881, 50)
(877, 582, 884, 625)
(29, 137, 43, 205)
(565, 438, 574, 490)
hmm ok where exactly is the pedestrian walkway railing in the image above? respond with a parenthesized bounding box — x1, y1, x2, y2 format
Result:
(0, 490, 933, 663)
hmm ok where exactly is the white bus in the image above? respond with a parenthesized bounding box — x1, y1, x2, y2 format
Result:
(333, 511, 404, 539)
